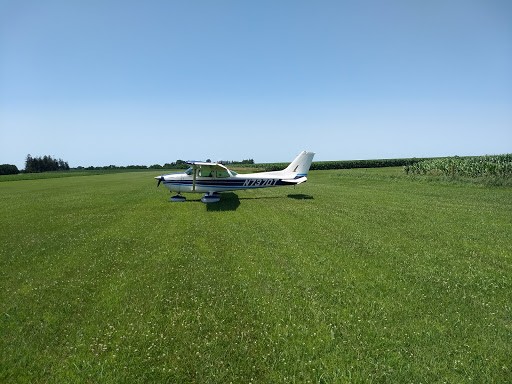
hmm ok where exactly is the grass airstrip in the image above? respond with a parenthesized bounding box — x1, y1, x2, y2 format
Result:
(1, 168, 511, 383)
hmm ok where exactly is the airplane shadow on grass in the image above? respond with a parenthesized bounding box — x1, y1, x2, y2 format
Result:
(206, 193, 314, 211)
(206, 192, 241, 211)
(287, 193, 314, 200)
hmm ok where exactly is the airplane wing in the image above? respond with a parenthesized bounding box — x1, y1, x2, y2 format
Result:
(186, 161, 218, 166)
(186, 161, 230, 171)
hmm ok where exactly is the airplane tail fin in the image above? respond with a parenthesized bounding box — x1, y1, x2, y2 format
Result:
(284, 151, 315, 176)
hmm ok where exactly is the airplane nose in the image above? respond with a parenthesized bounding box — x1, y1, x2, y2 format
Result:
(155, 176, 164, 187)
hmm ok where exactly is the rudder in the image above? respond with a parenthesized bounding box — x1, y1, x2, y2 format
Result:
(284, 151, 315, 176)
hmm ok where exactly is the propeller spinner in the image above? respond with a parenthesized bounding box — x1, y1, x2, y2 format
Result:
(155, 176, 164, 187)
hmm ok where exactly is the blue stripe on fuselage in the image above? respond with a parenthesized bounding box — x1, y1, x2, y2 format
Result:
(163, 178, 287, 189)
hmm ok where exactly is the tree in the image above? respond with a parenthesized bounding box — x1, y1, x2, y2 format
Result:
(0, 164, 19, 175)
(58, 158, 70, 170)
(24, 154, 70, 173)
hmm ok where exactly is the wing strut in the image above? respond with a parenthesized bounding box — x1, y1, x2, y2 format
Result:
(192, 165, 197, 191)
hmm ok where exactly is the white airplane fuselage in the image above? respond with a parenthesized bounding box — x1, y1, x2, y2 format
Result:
(162, 171, 300, 194)
(155, 151, 315, 201)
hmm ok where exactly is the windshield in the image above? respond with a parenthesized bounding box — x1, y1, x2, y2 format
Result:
(185, 167, 193, 175)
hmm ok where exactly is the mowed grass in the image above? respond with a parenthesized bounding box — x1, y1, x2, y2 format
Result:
(1, 169, 511, 383)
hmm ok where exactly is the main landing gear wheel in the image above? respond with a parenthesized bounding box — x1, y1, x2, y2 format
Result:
(169, 194, 186, 202)
(201, 192, 220, 203)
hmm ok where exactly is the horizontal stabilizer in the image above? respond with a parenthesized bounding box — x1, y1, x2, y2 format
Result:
(281, 176, 307, 185)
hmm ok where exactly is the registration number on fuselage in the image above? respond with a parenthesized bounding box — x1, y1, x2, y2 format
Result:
(242, 178, 278, 187)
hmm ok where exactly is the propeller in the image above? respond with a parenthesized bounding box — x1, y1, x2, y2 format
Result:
(155, 176, 164, 187)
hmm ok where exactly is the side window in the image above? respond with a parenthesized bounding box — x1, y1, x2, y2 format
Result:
(199, 168, 213, 177)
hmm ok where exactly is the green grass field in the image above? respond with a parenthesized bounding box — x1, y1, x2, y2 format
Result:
(1, 168, 511, 383)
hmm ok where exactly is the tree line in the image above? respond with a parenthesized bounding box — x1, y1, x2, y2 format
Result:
(89, 159, 255, 170)
(25, 154, 70, 173)
(0, 154, 70, 175)
(3, 155, 446, 176)
(1, 156, 257, 175)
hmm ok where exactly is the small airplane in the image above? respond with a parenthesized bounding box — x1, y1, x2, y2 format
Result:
(155, 151, 315, 203)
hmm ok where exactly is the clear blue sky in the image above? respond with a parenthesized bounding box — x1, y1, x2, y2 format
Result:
(1, 0, 511, 169)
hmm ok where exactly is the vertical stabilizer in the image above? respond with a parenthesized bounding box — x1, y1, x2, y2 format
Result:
(284, 151, 315, 176)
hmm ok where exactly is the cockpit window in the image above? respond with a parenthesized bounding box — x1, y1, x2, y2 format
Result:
(184, 166, 236, 177)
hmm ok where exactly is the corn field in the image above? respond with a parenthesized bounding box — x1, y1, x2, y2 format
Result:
(256, 157, 430, 172)
(404, 154, 512, 179)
